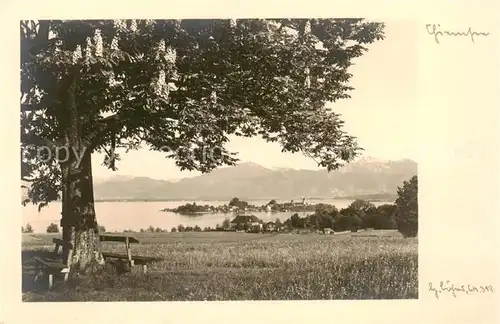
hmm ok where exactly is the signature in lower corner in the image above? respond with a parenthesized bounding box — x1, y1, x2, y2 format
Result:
(429, 281, 494, 299)
(426, 24, 490, 44)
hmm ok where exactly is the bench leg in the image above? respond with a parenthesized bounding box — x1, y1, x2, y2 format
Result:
(33, 267, 43, 283)
(48, 274, 53, 290)
(142, 264, 147, 274)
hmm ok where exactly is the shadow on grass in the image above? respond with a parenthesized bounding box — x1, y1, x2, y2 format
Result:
(22, 249, 133, 300)
(22, 250, 62, 294)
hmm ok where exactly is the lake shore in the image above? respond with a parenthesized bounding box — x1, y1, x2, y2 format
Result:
(22, 199, 394, 234)
(92, 195, 397, 203)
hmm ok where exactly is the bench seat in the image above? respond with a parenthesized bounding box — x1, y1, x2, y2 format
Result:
(33, 256, 69, 290)
(101, 252, 163, 273)
(51, 235, 162, 274)
(101, 252, 162, 263)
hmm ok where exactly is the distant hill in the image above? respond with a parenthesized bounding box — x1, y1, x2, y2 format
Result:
(90, 157, 417, 201)
(20, 157, 417, 202)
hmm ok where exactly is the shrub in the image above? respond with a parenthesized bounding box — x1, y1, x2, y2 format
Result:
(228, 197, 248, 209)
(222, 218, 231, 229)
(395, 175, 418, 237)
(22, 223, 34, 233)
(46, 222, 59, 233)
(98, 225, 106, 233)
(350, 215, 362, 232)
(348, 199, 376, 214)
(171, 227, 177, 232)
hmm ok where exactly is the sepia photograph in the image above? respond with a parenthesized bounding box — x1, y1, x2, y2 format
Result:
(20, 18, 418, 301)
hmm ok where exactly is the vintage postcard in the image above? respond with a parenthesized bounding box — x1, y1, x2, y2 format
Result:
(1, 1, 499, 324)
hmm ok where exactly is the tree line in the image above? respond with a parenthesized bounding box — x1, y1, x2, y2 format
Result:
(285, 175, 417, 237)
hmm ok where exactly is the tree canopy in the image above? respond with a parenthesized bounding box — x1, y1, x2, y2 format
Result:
(21, 19, 385, 210)
(20, 18, 387, 274)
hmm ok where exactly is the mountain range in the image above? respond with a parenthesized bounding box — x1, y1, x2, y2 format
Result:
(89, 157, 417, 201)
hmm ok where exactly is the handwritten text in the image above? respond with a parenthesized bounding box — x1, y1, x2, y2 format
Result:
(429, 281, 494, 299)
(426, 24, 490, 44)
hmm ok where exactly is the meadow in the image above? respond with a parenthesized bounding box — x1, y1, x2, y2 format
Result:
(21, 230, 418, 301)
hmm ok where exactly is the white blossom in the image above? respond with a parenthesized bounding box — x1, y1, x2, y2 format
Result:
(229, 19, 237, 28)
(171, 69, 179, 81)
(153, 70, 170, 99)
(163, 84, 170, 98)
(158, 39, 166, 52)
(93, 29, 103, 57)
(210, 90, 217, 104)
(107, 72, 120, 87)
(158, 70, 166, 87)
(84, 37, 92, 64)
(304, 75, 311, 89)
(172, 20, 182, 28)
(113, 20, 126, 32)
(111, 37, 119, 51)
(168, 82, 178, 91)
(129, 20, 137, 32)
(166, 46, 176, 64)
(304, 21, 311, 34)
(304, 68, 311, 88)
(155, 39, 166, 60)
(72, 45, 82, 64)
(54, 39, 63, 53)
(153, 83, 162, 96)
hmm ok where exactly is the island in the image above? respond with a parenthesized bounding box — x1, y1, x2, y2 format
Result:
(160, 198, 322, 215)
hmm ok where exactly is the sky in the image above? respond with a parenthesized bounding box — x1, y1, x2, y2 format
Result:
(92, 20, 417, 181)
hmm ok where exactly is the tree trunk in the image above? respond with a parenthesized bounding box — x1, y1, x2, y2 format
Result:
(59, 68, 104, 274)
(61, 151, 105, 273)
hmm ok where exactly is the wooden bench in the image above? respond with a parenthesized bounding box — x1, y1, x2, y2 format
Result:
(33, 256, 70, 290)
(99, 235, 162, 274)
(53, 235, 139, 257)
(101, 252, 163, 274)
(53, 235, 163, 274)
(52, 238, 65, 255)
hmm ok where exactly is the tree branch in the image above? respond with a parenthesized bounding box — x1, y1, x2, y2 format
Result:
(21, 103, 42, 112)
(87, 109, 175, 151)
(23, 20, 50, 59)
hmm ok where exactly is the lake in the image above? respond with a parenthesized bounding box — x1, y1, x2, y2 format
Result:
(21, 199, 394, 233)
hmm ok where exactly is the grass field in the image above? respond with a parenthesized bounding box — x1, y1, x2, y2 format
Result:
(21, 230, 418, 301)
